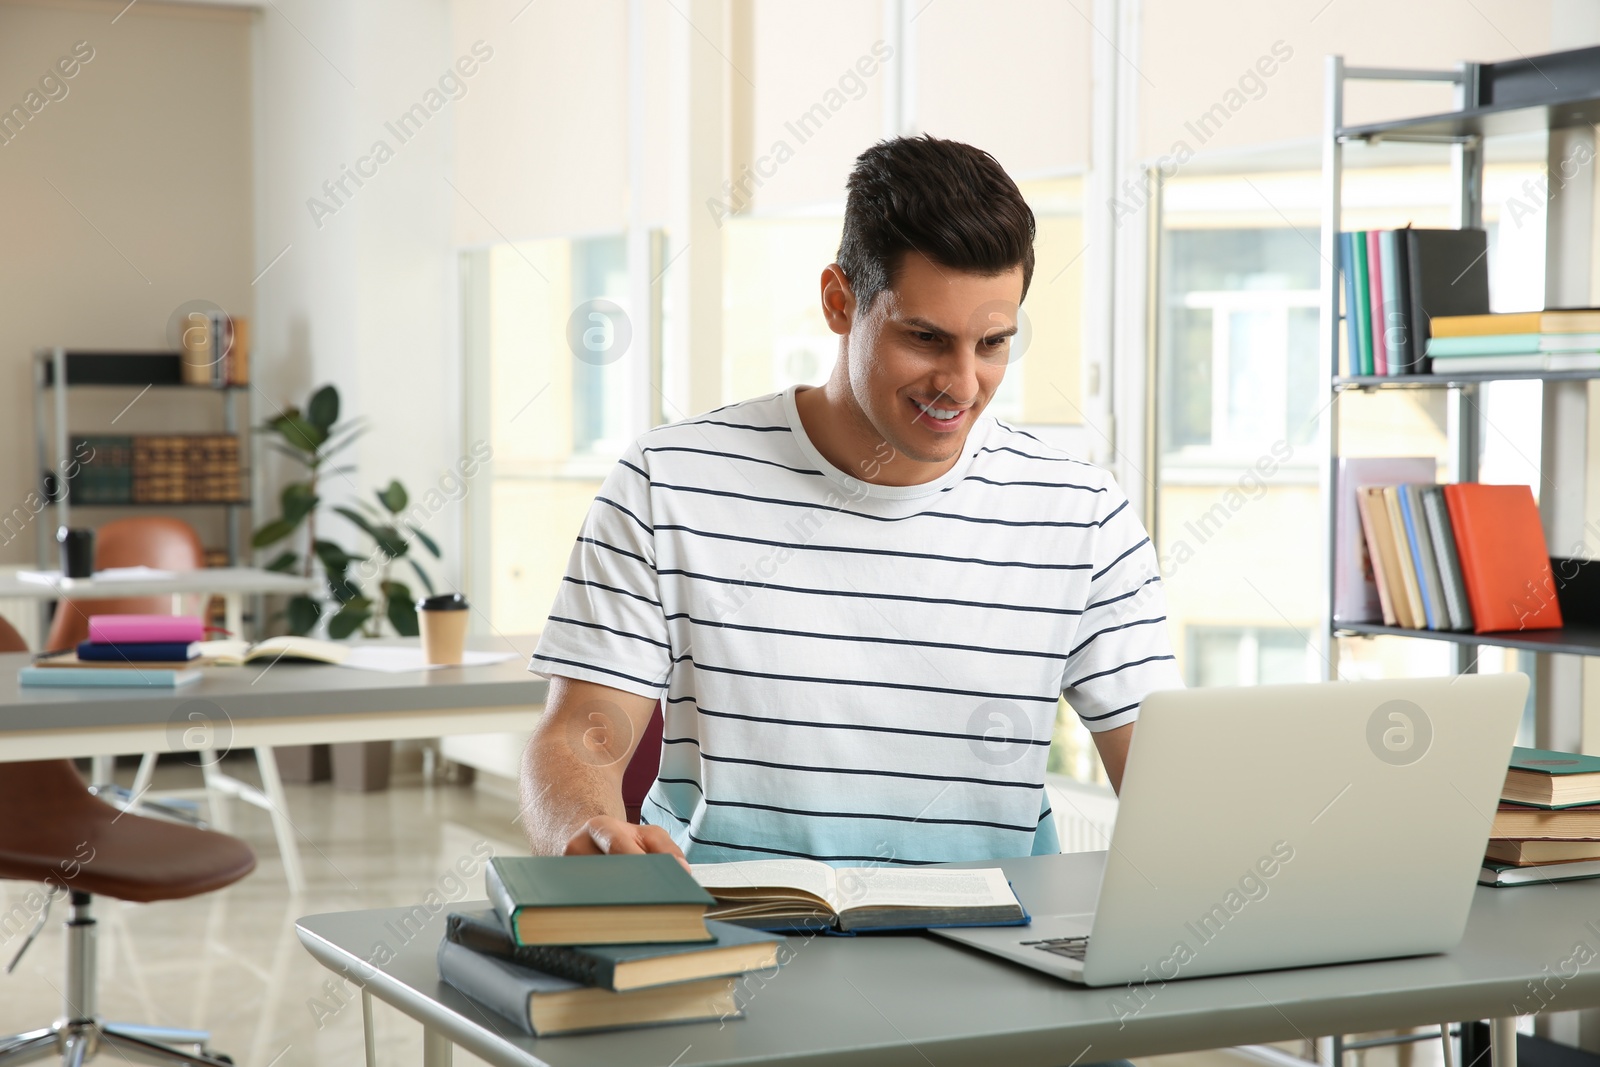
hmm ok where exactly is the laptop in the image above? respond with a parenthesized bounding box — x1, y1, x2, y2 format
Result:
(935, 673, 1528, 987)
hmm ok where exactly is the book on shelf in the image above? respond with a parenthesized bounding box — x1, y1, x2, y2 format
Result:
(445, 909, 781, 993)
(1502, 747, 1600, 808)
(70, 434, 244, 505)
(1356, 487, 1404, 626)
(1430, 309, 1600, 337)
(1336, 227, 1489, 376)
(1420, 486, 1474, 631)
(1380, 487, 1429, 629)
(1428, 352, 1600, 373)
(1397, 486, 1443, 630)
(1427, 332, 1600, 357)
(486, 855, 716, 947)
(689, 859, 1028, 933)
(1443, 483, 1562, 633)
(436, 939, 739, 1037)
(1334, 457, 1434, 625)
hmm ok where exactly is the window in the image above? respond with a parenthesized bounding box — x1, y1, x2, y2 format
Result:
(1188, 626, 1317, 687)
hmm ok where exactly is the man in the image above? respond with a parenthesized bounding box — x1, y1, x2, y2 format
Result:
(520, 135, 1182, 865)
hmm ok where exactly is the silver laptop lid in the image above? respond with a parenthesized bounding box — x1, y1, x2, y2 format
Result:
(1081, 673, 1527, 987)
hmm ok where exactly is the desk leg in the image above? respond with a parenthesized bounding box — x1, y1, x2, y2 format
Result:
(223, 593, 243, 639)
(361, 990, 377, 1067)
(422, 1025, 452, 1067)
(254, 748, 307, 893)
(1491, 1018, 1518, 1067)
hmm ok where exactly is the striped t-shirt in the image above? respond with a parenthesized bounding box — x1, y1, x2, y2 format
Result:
(531, 387, 1183, 865)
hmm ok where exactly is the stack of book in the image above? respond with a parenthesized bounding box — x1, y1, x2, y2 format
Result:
(1338, 227, 1490, 377)
(20, 615, 208, 689)
(69, 434, 245, 505)
(438, 856, 779, 1037)
(1483, 748, 1600, 886)
(1426, 309, 1600, 374)
(1349, 477, 1561, 635)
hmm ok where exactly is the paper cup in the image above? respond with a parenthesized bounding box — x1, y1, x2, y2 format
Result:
(417, 593, 470, 665)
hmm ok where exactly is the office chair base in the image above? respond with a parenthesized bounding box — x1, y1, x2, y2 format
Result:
(0, 1020, 234, 1066)
(0, 895, 232, 1066)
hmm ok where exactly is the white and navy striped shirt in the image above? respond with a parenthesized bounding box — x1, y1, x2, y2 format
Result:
(531, 387, 1182, 865)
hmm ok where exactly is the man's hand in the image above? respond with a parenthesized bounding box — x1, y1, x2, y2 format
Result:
(565, 815, 689, 869)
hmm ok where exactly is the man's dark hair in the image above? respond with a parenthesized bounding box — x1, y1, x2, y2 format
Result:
(836, 135, 1036, 311)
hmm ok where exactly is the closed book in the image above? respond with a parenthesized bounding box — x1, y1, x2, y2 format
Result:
(1397, 486, 1439, 630)
(1430, 354, 1548, 373)
(1421, 486, 1473, 631)
(1335, 458, 1434, 623)
(1479, 859, 1600, 887)
(1367, 230, 1388, 375)
(1431, 309, 1600, 337)
(76, 640, 200, 662)
(87, 614, 205, 644)
(1427, 333, 1544, 357)
(436, 939, 738, 1037)
(1491, 801, 1600, 840)
(1404, 228, 1492, 372)
(1486, 839, 1600, 865)
(1442, 483, 1562, 633)
(445, 909, 781, 992)
(1382, 487, 1427, 630)
(1351, 231, 1374, 375)
(19, 667, 201, 688)
(485, 856, 715, 947)
(1503, 747, 1600, 808)
(1355, 488, 1398, 625)
(1386, 227, 1417, 373)
(1339, 232, 1362, 376)
(1546, 353, 1600, 371)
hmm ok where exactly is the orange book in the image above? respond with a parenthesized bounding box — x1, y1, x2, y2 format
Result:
(1442, 483, 1562, 633)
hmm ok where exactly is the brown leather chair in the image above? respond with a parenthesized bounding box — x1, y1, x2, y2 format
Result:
(0, 618, 256, 1066)
(622, 703, 665, 824)
(44, 517, 206, 653)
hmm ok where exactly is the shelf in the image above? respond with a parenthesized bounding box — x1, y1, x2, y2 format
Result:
(1334, 369, 1600, 390)
(49, 500, 250, 508)
(37, 350, 247, 390)
(1340, 94, 1600, 143)
(1337, 622, 1600, 658)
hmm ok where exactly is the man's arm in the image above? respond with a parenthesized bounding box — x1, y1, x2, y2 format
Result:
(518, 675, 684, 861)
(1091, 722, 1135, 794)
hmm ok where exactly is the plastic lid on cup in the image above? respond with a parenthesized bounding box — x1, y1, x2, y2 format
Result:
(417, 592, 469, 612)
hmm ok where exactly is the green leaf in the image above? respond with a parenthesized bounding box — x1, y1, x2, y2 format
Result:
(264, 550, 299, 573)
(406, 523, 441, 558)
(384, 583, 419, 637)
(287, 595, 322, 636)
(265, 442, 316, 467)
(307, 385, 340, 431)
(274, 415, 327, 452)
(408, 557, 436, 596)
(328, 600, 372, 639)
(378, 480, 408, 514)
(252, 518, 298, 548)
(312, 539, 351, 570)
(281, 482, 318, 525)
(334, 505, 380, 541)
(374, 525, 409, 559)
(317, 423, 368, 460)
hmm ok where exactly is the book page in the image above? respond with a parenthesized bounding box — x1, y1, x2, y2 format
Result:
(690, 860, 835, 905)
(832, 867, 1016, 914)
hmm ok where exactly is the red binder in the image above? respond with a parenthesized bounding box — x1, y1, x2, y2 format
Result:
(1442, 483, 1562, 633)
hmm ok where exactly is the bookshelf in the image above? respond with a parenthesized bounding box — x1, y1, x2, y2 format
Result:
(1319, 48, 1600, 702)
(31, 347, 254, 571)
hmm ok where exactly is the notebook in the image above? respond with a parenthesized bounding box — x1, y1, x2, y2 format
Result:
(19, 666, 202, 688)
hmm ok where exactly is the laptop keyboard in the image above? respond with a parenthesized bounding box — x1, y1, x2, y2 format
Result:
(1020, 935, 1090, 961)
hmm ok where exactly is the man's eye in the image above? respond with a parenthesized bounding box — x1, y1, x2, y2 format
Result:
(913, 331, 937, 343)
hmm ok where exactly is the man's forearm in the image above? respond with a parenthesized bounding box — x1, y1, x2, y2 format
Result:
(518, 731, 627, 854)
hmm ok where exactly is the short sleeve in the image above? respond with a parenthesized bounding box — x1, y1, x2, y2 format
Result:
(530, 444, 673, 699)
(1059, 480, 1184, 732)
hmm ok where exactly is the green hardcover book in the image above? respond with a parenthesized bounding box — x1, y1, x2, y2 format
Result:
(1480, 858, 1600, 887)
(1427, 333, 1544, 357)
(1503, 747, 1600, 809)
(446, 908, 781, 992)
(485, 855, 715, 947)
(1351, 231, 1374, 375)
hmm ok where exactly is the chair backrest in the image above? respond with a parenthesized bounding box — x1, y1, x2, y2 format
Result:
(622, 703, 665, 824)
(44, 516, 205, 652)
(0, 614, 28, 653)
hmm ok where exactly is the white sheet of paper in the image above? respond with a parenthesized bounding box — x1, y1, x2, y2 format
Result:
(18, 566, 175, 586)
(336, 647, 518, 673)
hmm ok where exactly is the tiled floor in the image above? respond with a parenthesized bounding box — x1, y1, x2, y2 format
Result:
(0, 757, 1443, 1067)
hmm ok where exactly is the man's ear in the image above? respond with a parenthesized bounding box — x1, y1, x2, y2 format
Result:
(820, 264, 855, 337)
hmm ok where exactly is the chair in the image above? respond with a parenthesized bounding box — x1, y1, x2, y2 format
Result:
(0, 618, 257, 1065)
(622, 703, 665, 824)
(43, 516, 207, 653)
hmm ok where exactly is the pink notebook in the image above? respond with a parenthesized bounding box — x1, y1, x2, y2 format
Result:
(87, 615, 205, 644)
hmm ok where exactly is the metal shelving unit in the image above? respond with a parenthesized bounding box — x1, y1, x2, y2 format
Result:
(1318, 46, 1600, 680)
(31, 347, 253, 570)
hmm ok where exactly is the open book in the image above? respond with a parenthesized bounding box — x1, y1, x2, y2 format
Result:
(689, 859, 1028, 933)
(35, 635, 349, 670)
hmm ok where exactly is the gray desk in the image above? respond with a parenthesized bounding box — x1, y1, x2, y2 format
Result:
(0, 639, 547, 891)
(296, 852, 1580, 1067)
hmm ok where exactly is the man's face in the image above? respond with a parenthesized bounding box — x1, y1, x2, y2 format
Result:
(842, 254, 1023, 467)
